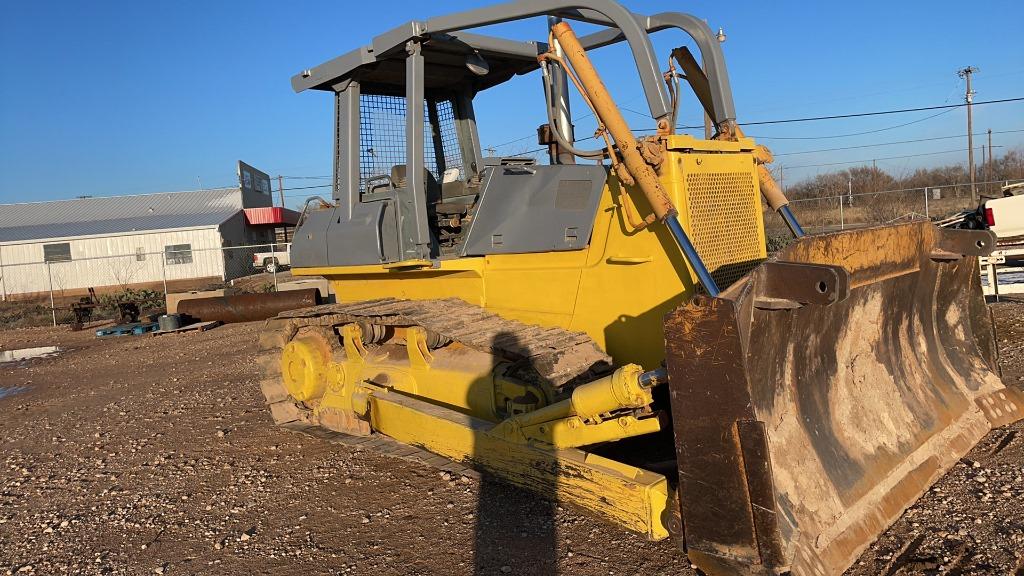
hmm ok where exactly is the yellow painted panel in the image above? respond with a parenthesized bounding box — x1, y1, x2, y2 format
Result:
(367, 389, 669, 540)
(482, 250, 586, 326)
(296, 144, 767, 372)
(342, 270, 485, 305)
(571, 180, 695, 369)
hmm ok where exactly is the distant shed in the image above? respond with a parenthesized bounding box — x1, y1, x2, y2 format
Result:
(0, 187, 295, 299)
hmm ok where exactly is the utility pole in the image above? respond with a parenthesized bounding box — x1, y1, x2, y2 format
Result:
(981, 145, 987, 192)
(987, 129, 993, 194)
(958, 66, 978, 202)
(277, 175, 288, 244)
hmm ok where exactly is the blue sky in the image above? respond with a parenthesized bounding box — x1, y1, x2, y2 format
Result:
(1, 0, 1022, 207)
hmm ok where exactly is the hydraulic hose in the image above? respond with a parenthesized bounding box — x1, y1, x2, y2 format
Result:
(551, 22, 675, 221)
(540, 63, 607, 159)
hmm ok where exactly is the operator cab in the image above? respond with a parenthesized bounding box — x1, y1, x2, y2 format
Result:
(289, 8, 740, 269)
(293, 32, 556, 264)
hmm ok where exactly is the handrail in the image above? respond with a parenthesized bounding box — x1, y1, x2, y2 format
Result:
(576, 11, 736, 124)
(420, 0, 672, 121)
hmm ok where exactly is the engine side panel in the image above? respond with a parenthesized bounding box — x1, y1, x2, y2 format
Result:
(461, 164, 607, 256)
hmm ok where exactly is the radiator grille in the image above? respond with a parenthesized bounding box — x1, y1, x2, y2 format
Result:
(686, 171, 763, 289)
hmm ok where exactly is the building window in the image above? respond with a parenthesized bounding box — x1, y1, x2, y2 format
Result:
(164, 243, 193, 265)
(135, 247, 146, 262)
(43, 243, 72, 263)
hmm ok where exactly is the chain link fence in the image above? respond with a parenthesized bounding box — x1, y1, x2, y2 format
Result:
(0, 243, 289, 328)
(764, 178, 1024, 240)
(3, 176, 1020, 328)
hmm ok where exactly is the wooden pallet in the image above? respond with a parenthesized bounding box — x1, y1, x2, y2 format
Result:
(95, 322, 159, 338)
(151, 320, 222, 337)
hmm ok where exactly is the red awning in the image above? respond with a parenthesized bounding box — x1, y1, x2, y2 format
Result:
(243, 207, 300, 226)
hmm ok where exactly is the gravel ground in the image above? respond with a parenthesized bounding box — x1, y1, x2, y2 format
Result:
(0, 303, 1022, 576)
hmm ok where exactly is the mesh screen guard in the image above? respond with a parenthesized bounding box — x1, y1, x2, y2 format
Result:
(358, 94, 464, 192)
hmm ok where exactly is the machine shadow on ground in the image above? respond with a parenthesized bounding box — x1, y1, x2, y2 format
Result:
(473, 331, 559, 576)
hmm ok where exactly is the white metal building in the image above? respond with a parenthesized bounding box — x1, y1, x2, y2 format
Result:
(0, 187, 283, 299)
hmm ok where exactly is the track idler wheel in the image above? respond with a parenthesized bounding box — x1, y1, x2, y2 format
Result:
(281, 332, 333, 402)
(257, 318, 321, 429)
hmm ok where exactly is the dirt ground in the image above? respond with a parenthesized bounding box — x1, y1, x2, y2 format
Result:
(1, 303, 1022, 576)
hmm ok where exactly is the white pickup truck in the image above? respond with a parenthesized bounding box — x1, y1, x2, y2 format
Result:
(252, 244, 291, 273)
(948, 182, 1024, 242)
(985, 183, 1024, 241)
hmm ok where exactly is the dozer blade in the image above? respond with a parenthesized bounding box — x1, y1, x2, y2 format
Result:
(663, 222, 1023, 576)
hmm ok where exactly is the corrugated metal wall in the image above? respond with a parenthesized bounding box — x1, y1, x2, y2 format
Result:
(0, 228, 226, 297)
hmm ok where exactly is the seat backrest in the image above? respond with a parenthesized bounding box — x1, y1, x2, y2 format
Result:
(390, 164, 441, 204)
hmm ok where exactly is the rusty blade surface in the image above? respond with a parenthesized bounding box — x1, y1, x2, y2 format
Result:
(664, 222, 1022, 576)
(178, 289, 318, 323)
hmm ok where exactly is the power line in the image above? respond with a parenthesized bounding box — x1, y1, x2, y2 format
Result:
(741, 96, 1022, 127)
(494, 94, 1024, 147)
(740, 77, 964, 118)
(521, 106, 960, 150)
(654, 97, 1023, 132)
(774, 129, 1024, 157)
(283, 102, 1024, 180)
(487, 93, 653, 151)
(489, 133, 539, 149)
(781, 146, 1003, 170)
(279, 183, 333, 192)
(746, 108, 959, 140)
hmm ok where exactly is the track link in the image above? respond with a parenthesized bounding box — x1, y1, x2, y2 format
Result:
(257, 298, 614, 476)
(276, 298, 613, 388)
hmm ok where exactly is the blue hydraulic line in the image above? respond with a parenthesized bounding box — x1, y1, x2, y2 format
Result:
(779, 205, 806, 238)
(666, 215, 720, 297)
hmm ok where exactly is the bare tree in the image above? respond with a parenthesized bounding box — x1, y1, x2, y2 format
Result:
(107, 256, 145, 291)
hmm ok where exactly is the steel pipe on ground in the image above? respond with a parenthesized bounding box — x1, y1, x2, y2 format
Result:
(177, 289, 318, 323)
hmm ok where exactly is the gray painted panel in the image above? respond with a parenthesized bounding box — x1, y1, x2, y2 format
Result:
(290, 208, 333, 268)
(326, 200, 401, 266)
(461, 165, 606, 256)
(293, 201, 401, 268)
(402, 41, 431, 260)
(290, 2, 674, 120)
(292, 47, 375, 93)
(335, 83, 361, 215)
(423, 0, 670, 119)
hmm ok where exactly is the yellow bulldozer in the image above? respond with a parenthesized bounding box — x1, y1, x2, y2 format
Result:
(258, 2, 1023, 574)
